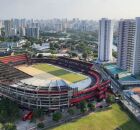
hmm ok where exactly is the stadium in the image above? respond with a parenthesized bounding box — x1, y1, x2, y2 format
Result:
(0, 54, 111, 110)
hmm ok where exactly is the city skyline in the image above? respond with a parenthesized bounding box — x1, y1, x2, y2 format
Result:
(1, 0, 140, 20)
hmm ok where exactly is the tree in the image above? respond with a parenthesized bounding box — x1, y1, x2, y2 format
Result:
(53, 43, 59, 49)
(0, 99, 20, 123)
(37, 122, 45, 128)
(87, 103, 96, 111)
(79, 101, 88, 113)
(93, 53, 98, 59)
(33, 108, 44, 119)
(106, 94, 116, 104)
(52, 112, 62, 121)
(50, 50, 57, 54)
(68, 108, 75, 115)
(112, 50, 117, 58)
(22, 41, 31, 49)
(37, 54, 43, 58)
(4, 123, 16, 130)
(69, 52, 78, 58)
(82, 52, 88, 61)
(71, 52, 78, 57)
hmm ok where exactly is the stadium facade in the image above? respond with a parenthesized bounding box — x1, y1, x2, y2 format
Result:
(0, 54, 111, 110)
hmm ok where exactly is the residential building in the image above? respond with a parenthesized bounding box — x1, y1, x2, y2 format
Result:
(25, 27, 39, 39)
(132, 17, 140, 75)
(19, 27, 26, 36)
(98, 18, 113, 62)
(4, 20, 12, 37)
(117, 19, 136, 72)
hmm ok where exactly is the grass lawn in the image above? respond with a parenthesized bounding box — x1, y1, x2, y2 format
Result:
(52, 104, 140, 130)
(0, 123, 3, 129)
(33, 63, 86, 83)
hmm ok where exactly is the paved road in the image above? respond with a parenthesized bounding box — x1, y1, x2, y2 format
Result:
(122, 97, 140, 122)
(16, 120, 36, 130)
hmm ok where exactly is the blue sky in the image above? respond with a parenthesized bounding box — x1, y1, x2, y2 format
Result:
(0, 0, 140, 19)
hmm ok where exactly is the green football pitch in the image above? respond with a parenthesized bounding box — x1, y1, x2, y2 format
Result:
(33, 63, 87, 83)
(52, 104, 140, 130)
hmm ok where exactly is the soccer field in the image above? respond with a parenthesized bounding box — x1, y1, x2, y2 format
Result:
(52, 104, 140, 130)
(33, 63, 87, 83)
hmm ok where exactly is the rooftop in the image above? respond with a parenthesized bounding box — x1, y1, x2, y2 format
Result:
(131, 87, 140, 93)
(20, 77, 69, 88)
(11, 77, 71, 91)
(104, 64, 140, 84)
(104, 64, 126, 75)
(124, 90, 140, 105)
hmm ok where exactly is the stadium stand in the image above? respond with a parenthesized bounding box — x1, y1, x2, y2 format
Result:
(0, 54, 111, 110)
(0, 54, 29, 65)
(0, 60, 31, 83)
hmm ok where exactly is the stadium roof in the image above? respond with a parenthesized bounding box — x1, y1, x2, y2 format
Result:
(18, 77, 70, 91)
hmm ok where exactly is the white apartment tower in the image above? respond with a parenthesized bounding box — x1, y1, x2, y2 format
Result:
(98, 18, 113, 62)
(117, 19, 136, 72)
(132, 17, 140, 75)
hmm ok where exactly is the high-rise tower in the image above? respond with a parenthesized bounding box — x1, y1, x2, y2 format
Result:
(117, 19, 136, 72)
(98, 18, 113, 62)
